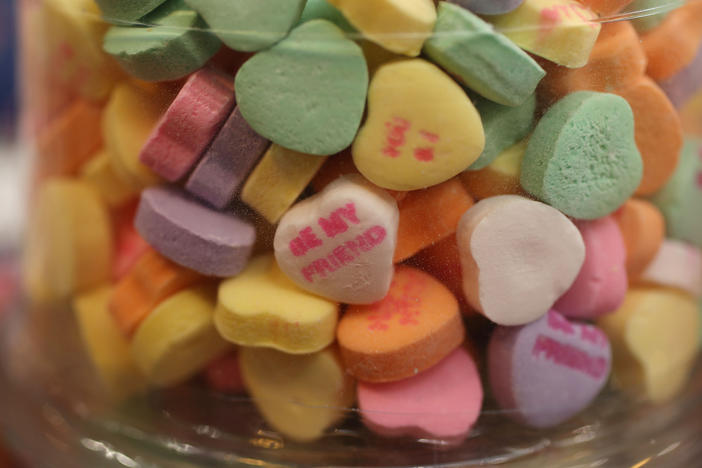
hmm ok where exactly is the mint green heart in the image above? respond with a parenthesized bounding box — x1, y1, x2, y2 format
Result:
(185, 0, 307, 52)
(235, 20, 368, 156)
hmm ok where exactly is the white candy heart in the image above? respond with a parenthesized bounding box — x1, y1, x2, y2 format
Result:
(457, 195, 585, 326)
(274, 176, 399, 304)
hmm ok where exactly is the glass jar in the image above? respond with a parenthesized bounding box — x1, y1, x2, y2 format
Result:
(3, 0, 702, 466)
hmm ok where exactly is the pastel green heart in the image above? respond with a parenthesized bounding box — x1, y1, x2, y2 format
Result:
(103, 0, 221, 82)
(95, 0, 167, 22)
(235, 20, 368, 156)
(423, 2, 545, 107)
(298, 0, 356, 33)
(467, 93, 536, 171)
(520, 91, 643, 220)
(185, 0, 307, 52)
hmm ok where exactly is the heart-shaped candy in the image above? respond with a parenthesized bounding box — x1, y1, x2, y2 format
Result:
(358, 347, 482, 441)
(352, 59, 484, 191)
(235, 20, 368, 156)
(457, 195, 585, 326)
(274, 175, 399, 304)
(488, 310, 611, 428)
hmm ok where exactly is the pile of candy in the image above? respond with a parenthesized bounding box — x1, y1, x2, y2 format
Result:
(21, 0, 702, 444)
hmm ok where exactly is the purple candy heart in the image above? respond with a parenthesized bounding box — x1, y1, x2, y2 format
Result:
(135, 186, 256, 277)
(488, 310, 611, 428)
(448, 0, 524, 15)
(186, 107, 270, 209)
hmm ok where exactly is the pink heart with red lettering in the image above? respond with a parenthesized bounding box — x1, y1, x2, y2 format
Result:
(274, 176, 399, 304)
(488, 310, 611, 428)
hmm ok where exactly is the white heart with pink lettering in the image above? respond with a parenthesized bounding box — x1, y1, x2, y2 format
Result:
(274, 175, 400, 304)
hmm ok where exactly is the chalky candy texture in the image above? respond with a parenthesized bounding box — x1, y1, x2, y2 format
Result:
(423, 2, 544, 107)
(103, 0, 221, 82)
(467, 94, 535, 170)
(448, 0, 524, 15)
(660, 44, 702, 108)
(461, 140, 527, 199)
(215, 255, 338, 354)
(458, 196, 585, 326)
(554, 216, 628, 319)
(353, 59, 485, 191)
(95, 0, 167, 22)
(490, 0, 600, 69)
(489, 310, 611, 428)
(130, 285, 230, 387)
(274, 176, 399, 304)
(186, 108, 270, 209)
(299, 0, 356, 33)
(521, 91, 643, 220)
(358, 347, 482, 441)
(328, 0, 436, 56)
(235, 20, 368, 156)
(598, 288, 700, 402)
(185, 0, 306, 52)
(140, 68, 236, 182)
(239, 347, 354, 442)
(650, 138, 702, 247)
(135, 186, 255, 277)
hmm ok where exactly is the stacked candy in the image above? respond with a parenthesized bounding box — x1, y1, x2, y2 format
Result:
(22, 0, 702, 444)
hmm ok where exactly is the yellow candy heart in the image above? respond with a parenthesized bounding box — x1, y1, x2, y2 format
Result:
(461, 139, 527, 200)
(241, 144, 325, 224)
(74, 285, 145, 399)
(214, 255, 339, 354)
(239, 346, 354, 441)
(353, 59, 485, 191)
(42, 0, 122, 100)
(490, 0, 601, 69)
(80, 150, 138, 207)
(131, 285, 231, 387)
(103, 83, 168, 190)
(327, 0, 436, 57)
(23, 179, 113, 303)
(598, 287, 700, 403)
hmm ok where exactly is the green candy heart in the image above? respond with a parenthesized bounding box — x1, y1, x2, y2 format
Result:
(423, 2, 545, 107)
(185, 0, 307, 52)
(95, 0, 167, 23)
(235, 20, 368, 156)
(650, 138, 702, 248)
(521, 91, 643, 220)
(298, 0, 356, 33)
(103, 0, 221, 82)
(467, 93, 536, 171)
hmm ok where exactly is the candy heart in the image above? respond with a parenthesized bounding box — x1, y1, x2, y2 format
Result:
(447, 0, 524, 15)
(358, 347, 482, 441)
(423, 2, 545, 107)
(488, 310, 611, 428)
(490, 0, 600, 69)
(613, 199, 665, 279)
(140, 67, 236, 182)
(103, 0, 221, 82)
(353, 59, 485, 191)
(95, 0, 167, 22)
(598, 287, 700, 402)
(134, 186, 256, 277)
(298, 0, 356, 33)
(457, 195, 585, 325)
(239, 346, 354, 442)
(327, 0, 436, 56)
(520, 91, 643, 220)
(80, 151, 138, 208)
(650, 138, 702, 247)
(461, 139, 528, 200)
(554, 216, 628, 319)
(185, 0, 306, 52)
(235, 20, 368, 156)
(638, 240, 702, 299)
(337, 266, 465, 383)
(214, 255, 339, 354)
(274, 175, 399, 304)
